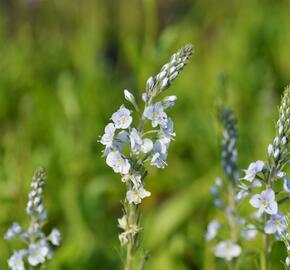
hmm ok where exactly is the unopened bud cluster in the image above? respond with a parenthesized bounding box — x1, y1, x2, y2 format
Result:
(144, 44, 193, 100)
(220, 108, 239, 181)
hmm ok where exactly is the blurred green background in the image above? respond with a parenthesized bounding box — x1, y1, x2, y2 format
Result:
(0, 0, 290, 269)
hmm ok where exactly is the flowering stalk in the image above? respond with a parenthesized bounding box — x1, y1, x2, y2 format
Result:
(240, 87, 290, 270)
(206, 108, 244, 266)
(99, 44, 193, 270)
(4, 167, 61, 270)
(221, 109, 240, 270)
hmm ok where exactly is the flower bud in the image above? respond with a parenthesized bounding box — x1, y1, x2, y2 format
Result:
(124, 89, 135, 104)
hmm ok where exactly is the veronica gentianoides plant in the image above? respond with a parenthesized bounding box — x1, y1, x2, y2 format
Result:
(4, 167, 61, 270)
(239, 87, 290, 270)
(99, 44, 193, 270)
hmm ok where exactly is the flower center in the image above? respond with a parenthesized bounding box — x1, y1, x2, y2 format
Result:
(153, 112, 159, 120)
(262, 200, 268, 207)
(117, 158, 123, 166)
(120, 116, 126, 123)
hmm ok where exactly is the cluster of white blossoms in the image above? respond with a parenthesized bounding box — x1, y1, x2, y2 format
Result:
(239, 87, 290, 267)
(4, 168, 61, 270)
(100, 45, 193, 246)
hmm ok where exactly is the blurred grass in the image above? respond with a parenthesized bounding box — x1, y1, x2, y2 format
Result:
(0, 0, 290, 269)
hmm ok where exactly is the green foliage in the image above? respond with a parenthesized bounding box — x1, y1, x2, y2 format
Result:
(0, 0, 289, 269)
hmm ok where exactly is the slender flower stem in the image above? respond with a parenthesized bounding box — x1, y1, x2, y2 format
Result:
(228, 182, 239, 270)
(125, 204, 135, 270)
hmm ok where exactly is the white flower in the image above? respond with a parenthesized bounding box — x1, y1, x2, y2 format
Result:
(286, 256, 290, 267)
(126, 186, 151, 204)
(144, 103, 167, 128)
(111, 105, 132, 129)
(240, 224, 257, 240)
(118, 215, 128, 230)
(119, 232, 129, 246)
(213, 240, 241, 261)
(118, 223, 141, 246)
(100, 123, 116, 147)
(48, 229, 61, 246)
(151, 140, 168, 168)
(121, 172, 142, 187)
(243, 160, 264, 182)
(106, 151, 131, 174)
(205, 220, 220, 241)
(28, 243, 49, 266)
(264, 214, 287, 234)
(8, 251, 26, 270)
(249, 189, 278, 215)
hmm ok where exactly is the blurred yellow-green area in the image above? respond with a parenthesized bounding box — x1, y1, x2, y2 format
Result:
(0, 0, 290, 269)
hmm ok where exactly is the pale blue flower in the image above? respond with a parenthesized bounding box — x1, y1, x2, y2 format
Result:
(100, 123, 116, 147)
(162, 96, 177, 109)
(142, 92, 149, 102)
(205, 220, 220, 241)
(283, 177, 290, 192)
(240, 224, 257, 240)
(214, 199, 223, 208)
(151, 140, 168, 168)
(4, 223, 22, 240)
(113, 131, 130, 151)
(129, 128, 153, 154)
(215, 178, 223, 186)
(144, 103, 167, 128)
(103, 130, 130, 156)
(106, 151, 131, 174)
(236, 180, 262, 201)
(264, 214, 287, 234)
(210, 186, 219, 196)
(160, 117, 175, 143)
(8, 250, 26, 270)
(126, 186, 151, 204)
(111, 105, 132, 129)
(243, 160, 264, 182)
(27, 243, 49, 266)
(249, 189, 278, 215)
(48, 229, 61, 246)
(213, 240, 241, 261)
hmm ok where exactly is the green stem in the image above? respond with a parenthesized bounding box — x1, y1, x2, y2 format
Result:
(263, 214, 271, 270)
(228, 182, 239, 270)
(125, 203, 137, 270)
